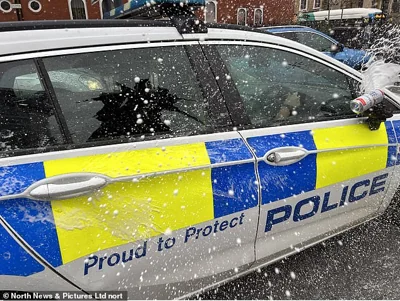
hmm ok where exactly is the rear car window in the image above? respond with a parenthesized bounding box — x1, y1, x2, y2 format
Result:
(273, 31, 298, 42)
(0, 60, 62, 156)
(42, 45, 208, 144)
(295, 32, 335, 52)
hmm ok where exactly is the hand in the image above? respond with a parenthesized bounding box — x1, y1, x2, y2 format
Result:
(276, 92, 301, 119)
(276, 106, 291, 119)
(284, 92, 301, 107)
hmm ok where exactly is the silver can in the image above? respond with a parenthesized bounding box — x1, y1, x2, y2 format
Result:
(350, 89, 385, 114)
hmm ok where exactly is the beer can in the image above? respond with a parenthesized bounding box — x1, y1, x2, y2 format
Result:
(350, 89, 385, 114)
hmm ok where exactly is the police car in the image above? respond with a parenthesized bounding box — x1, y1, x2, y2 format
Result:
(1, 1, 400, 299)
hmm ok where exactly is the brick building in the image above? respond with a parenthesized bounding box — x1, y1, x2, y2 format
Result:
(202, 0, 295, 26)
(0, 0, 296, 26)
(0, 0, 102, 22)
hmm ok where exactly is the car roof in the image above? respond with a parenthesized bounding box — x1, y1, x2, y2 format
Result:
(263, 25, 321, 33)
(0, 20, 359, 78)
(0, 20, 181, 57)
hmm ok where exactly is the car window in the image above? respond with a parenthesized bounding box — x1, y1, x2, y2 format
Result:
(215, 45, 355, 127)
(0, 60, 62, 156)
(273, 32, 298, 42)
(42, 46, 208, 144)
(295, 32, 335, 52)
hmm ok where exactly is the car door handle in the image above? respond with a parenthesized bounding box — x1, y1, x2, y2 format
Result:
(17, 173, 111, 201)
(264, 147, 308, 166)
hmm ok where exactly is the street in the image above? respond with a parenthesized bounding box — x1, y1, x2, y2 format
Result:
(198, 196, 400, 300)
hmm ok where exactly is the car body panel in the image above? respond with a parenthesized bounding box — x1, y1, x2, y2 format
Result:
(0, 219, 84, 292)
(0, 132, 259, 299)
(239, 119, 396, 260)
(54, 209, 259, 299)
(378, 116, 400, 213)
(0, 26, 182, 57)
(0, 220, 45, 277)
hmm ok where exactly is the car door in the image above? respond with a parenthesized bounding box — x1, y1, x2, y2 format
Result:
(380, 87, 400, 213)
(0, 43, 259, 299)
(203, 41, 397, 263)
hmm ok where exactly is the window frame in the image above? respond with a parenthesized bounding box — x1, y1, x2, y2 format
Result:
(200, 40, 370, 130)
(313, 0, 321, 9)
(68, 0, 88, 20)
(99, 0, 117, 19)
(237, 8, 248, 26)
(0, 58, 70, 158)
(99, 0, 104, 18)
(0, 42, 232, 156)
(204, 0, 218, 23)
(0, 0, 12, 13)
(254, 8, 264, 27)
(28, 0, 42, 13)
(299, 0, 307, 11)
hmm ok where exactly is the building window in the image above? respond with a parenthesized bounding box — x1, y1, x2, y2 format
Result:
(237, 8, 247, 26)
(69, 0, 87, 19)
(101, 0, 116, 15)
(254, 8, 263, 26)
(0, 0, 12, 13)
(205, 1, 217, 23)
(313, 0, 321, 8)
(28, 0, 42, 13)
(300, 0, 307, 10)
(114, 0, 123, 7)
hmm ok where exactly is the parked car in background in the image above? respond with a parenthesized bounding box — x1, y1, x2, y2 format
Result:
(263, 25, 371, 70)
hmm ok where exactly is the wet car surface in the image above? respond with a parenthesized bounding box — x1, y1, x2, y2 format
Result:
(198, 195, 400, 300)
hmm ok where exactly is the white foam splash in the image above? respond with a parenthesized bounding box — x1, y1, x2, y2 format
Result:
(361, 60, 400, 93)
(361, 24, 400, 93)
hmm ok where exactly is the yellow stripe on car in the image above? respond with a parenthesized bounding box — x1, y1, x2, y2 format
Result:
(313, 124, 389, 189)
(44, 143, 213, 264)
